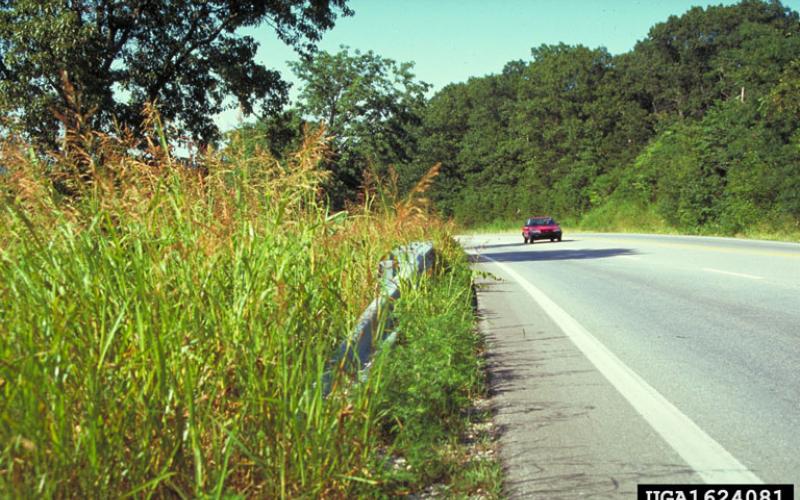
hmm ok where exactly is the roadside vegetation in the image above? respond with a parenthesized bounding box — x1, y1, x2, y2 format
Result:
(379, 247, 502, 497)
(412, 1, 800, 239)
(0, 103, 499, 497)
(8, 0, 799, 497)
(0, 2, 503, 496)
(462, 210, 800, 244)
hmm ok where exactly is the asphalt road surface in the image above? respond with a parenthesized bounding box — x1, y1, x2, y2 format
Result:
(461, 232, 800, 498)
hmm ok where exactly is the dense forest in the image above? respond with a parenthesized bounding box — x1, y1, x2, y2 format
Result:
(231, 0, 800, 234)
(412, 0, 800, 232)
(2, 1, 799, 234)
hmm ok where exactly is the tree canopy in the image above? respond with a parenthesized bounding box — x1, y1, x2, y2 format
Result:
(0, 0, 352, 145)
(289, 47, 430, 205)
(411, 0, 800, 233)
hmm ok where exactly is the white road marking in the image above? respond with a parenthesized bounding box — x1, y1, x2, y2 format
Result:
(617, 255, 641, 261)
(702, 267, 764, 280)
(480, 254, 763, 484)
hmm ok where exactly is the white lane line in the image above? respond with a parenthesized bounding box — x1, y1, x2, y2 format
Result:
(702, 267, 764, 280)
(617, 255, 641, 261)
(480, 254, 763, 484)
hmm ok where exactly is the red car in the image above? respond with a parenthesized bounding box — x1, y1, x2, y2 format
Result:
(522, 216, 562, 244)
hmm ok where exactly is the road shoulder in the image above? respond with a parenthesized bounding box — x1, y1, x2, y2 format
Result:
(474, 269, 702, 498)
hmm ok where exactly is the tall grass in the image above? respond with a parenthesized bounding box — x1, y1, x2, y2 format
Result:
(377, 249, 500, 496)
(0, 104, 459, 496)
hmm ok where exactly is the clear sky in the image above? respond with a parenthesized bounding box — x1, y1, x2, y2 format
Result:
(217, 0, 800, 129)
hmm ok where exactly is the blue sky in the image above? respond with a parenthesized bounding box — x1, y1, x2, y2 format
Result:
(217, 0, 800, 129)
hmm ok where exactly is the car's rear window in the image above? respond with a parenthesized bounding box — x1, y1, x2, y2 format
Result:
(526, 218, 554, 225)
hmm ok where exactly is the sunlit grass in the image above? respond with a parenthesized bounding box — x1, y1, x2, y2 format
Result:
(0, 106, 485, 496)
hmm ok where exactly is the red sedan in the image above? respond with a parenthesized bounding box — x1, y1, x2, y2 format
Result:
(522, 216, 562, 244)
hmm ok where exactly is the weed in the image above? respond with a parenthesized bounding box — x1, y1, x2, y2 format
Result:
(0, 98, 499, 497)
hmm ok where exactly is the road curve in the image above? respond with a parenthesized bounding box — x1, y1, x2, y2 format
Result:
(461, 232, 800, 498)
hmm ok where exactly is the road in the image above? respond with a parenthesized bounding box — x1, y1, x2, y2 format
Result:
(461, 232, 800, 498)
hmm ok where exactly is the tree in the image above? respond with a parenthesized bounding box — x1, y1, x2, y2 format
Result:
(412, 81, 472, 215)
(411, 1, 800, 228)
(765, 59, 800, 141)
(289, 46, 430, 206)
(626, 0, 800, 120)
(226, 109, 304, 160)
(508, 44, 619, 216)
(0, 0, 352, 145)
(762, 59, 800, 219)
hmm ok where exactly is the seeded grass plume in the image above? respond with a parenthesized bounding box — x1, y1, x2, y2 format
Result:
(0, 98, 471, 497)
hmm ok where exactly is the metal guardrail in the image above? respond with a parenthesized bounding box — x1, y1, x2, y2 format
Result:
(324, 241, 435, 395)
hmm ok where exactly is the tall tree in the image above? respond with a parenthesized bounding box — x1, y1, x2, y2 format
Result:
(411, 61, 529, 220)
(627, 0, 799, 120)
(411, 0, 800, 228)
(0, 0, 352, 145)
(290, 47, 429, 206)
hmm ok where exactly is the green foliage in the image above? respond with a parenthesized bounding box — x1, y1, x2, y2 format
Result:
(630, 0, 800, 119)
(411, 0, 800, 237)
(289, 47, 430, 207)
(224, 109, 305, 159)
(415, 65, 525, 220)
(383, 262, 480, 445)
(376, 255, 499, 496)
(579, 199, 671, 234)
(581, 94, 800, 235)
(0, 120, 492, 496)
(0, 0, 352, 145)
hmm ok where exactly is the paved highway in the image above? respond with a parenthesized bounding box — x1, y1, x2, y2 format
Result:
(461, 232, 800, 498)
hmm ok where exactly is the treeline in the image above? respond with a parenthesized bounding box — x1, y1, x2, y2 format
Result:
(5, 1, 797, 235)
(412, 0, 800, 232)
(230, 0, 800, 234)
